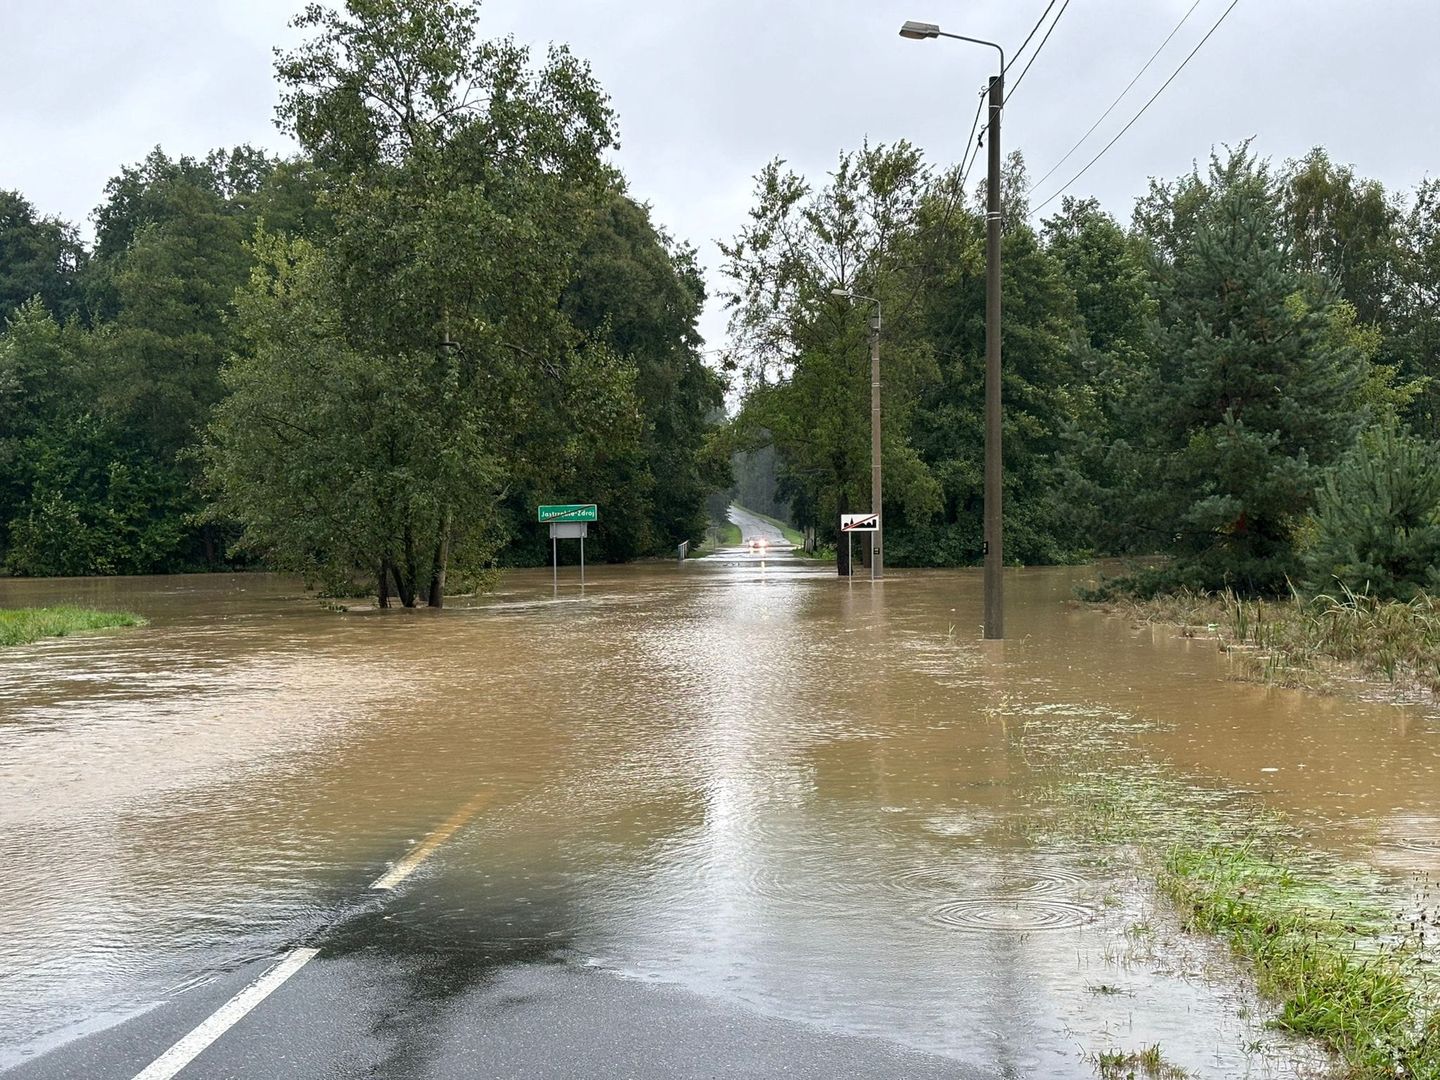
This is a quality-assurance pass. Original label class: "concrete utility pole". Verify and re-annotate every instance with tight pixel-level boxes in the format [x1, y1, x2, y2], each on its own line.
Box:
[899, 19, 1005, 638]
[869, 305, 883, 581]
[983, 72, 1004, 639]
[832, 289, 883, 581]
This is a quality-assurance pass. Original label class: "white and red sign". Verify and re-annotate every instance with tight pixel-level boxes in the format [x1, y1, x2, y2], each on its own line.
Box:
[840, 513, 879, 533]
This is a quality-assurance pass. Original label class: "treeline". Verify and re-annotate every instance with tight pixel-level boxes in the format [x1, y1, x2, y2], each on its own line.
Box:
[723, 142, 1440, 597]
[0, 1, 725, 602]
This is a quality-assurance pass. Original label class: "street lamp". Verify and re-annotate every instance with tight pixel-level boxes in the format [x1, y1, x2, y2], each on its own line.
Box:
[900, 18, 1005, 640]
[832, 287, 883, 582]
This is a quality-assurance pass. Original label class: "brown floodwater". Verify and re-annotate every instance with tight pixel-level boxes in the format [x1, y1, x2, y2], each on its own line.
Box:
[1, 544, 1437, 1076]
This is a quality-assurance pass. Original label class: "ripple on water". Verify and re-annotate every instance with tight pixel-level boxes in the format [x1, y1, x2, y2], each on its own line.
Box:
[879, 857, 1094, 901]
[924, 897, 1093, 933]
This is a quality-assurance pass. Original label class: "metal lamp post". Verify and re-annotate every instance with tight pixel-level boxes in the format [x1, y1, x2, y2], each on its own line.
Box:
[899, 19, 1005, 639]
[832, 288, 883, 581]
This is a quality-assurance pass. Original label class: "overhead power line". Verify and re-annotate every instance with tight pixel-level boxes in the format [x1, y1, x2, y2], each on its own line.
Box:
[1006, 0, 1062, 74]
[1026, 0, 1204, 197]
[1030, 0, 1244, 215]
[1003, 0, 1072, 104]
[957, 91, 988, 191]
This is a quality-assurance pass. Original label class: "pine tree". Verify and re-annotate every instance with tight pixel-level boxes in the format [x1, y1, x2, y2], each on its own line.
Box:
[1076, 150, 1373, 594]
[1307, 425, 1440, 600]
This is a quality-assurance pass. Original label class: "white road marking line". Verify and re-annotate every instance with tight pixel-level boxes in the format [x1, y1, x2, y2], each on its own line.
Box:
[131, 947, 319, 1080]
[369, 790, 493, 891]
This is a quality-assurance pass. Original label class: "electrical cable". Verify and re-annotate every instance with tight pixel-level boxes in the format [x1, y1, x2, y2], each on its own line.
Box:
[1030, 0, 1243, 214]
[1003, 0, 1071, 104]
[1005, 0, 1061, 73]
[1026, 0, 1204, 197]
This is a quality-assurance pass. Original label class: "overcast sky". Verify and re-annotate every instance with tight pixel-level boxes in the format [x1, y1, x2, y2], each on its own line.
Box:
[4, 1, 1439, 347]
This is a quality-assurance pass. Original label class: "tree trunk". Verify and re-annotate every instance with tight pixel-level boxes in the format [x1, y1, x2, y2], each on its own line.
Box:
[398, 524, 419, 608]
[377, 560, 391, 609]
[427, 511, 452, 608]
[836, 492, 851, 577]
[390, 562, 416, 609]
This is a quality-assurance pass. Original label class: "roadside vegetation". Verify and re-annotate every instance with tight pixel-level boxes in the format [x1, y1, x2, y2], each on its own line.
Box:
[0, 607, 145, 647]
[1161, 844, 1439, 1079]
[1093, 586, 1440, 698]
[1091, 1043, 1191, 1079]
[0, 1, 725, 601]
[1039, 776, 1440, 1080]
[691, 518, 741, 557]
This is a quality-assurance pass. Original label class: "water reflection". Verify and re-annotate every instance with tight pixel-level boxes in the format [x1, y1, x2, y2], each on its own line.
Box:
[0, 558, 1434, 1076]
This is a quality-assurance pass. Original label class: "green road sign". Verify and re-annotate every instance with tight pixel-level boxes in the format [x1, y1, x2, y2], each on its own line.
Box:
[538, 503, 597, 523]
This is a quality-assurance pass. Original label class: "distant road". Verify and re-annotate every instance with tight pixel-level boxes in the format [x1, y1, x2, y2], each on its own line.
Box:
[727, 504, 794, 548]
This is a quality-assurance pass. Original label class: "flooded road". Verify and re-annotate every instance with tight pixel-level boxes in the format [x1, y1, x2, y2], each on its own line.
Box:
[2, 542, 1438, 1077]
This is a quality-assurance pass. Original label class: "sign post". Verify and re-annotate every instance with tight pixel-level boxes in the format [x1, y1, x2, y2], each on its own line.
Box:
[840, 513, 880, 582]
[540, 505, 597, 590]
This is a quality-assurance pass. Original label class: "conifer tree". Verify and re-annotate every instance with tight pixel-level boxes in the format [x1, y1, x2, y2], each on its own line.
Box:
[1072, 150, 1373, 594]
[1307, 425, 1440, 600]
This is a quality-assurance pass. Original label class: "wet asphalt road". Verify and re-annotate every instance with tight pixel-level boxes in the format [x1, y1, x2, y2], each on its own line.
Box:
[8, 919, 994, 1080]
[725, 505, 791, 549]
[4, 515, 1002, 1080]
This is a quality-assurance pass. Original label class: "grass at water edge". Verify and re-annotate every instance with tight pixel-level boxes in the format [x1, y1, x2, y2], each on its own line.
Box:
[0, 606, 146, 647]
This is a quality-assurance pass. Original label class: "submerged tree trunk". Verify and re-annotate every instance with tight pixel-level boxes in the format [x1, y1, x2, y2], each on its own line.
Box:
[397, 524, 419, 608]
[377, 559, 391, 609]
[427, 511, 452, 608]
[836, 492, 851, 577]
[390, 562, 416, 608]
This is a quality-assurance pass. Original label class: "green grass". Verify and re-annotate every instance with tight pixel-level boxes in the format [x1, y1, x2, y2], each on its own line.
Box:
[1092, 1043, 1191, 1078]
[1160, 843, 1439, 1079]
[0, 606, 146, 647]
[1038, 776, 1440, 1080]
[688, 519, 742, 558]
[1091, 585, 1440, 697]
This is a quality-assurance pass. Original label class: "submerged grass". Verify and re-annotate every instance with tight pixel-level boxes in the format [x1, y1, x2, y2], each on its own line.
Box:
[1093, 586, 1440, 698]
[1037, 776, 1439, 1080]
[1160, 844, 1439, 1079]
[0, 606, 146, 647]
[1092, 1042, 1192, 1079]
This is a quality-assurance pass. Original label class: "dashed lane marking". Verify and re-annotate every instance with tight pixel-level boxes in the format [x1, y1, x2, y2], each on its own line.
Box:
[370, 789, 494, 891]
[130, 947, 318, 1080]
[130, 789, 493, 1078]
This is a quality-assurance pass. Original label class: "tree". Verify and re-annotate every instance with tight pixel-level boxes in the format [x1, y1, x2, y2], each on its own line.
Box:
[0, 191, 85, 324]
[206, 0, 628, 605]
[720, 143, 941, 569]
[899, 168, 1085, 567]
[1280, 148, 1400, 329]
[0, 300, 185, 575]
[1072, 150, 1374, 594]
[560, 192, 725, 559]
[1306, 424, 1440, 600]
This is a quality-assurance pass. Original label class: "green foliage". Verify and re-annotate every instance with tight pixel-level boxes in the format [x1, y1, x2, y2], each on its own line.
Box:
[1066, 149, 1373, 594]
[203, 232, 505, 605]
[1161, 843, 1438, 1080]
[558, 192, 724, 558]
[0, 607, 145, 647]
[0, 190, 86, 324]
[203, 0, 667, 603]
[1307, 425, 1440, 599]
[721, 142, 942, 556]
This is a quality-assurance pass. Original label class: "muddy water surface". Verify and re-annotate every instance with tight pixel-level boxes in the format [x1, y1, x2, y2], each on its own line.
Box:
[1, 554, 1437, 1076]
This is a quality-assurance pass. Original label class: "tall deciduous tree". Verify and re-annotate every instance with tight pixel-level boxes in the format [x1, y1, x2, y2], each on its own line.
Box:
[207, 0, 629, 605]
[0, 191, 85, 325]
[721, 143, 941, 569]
